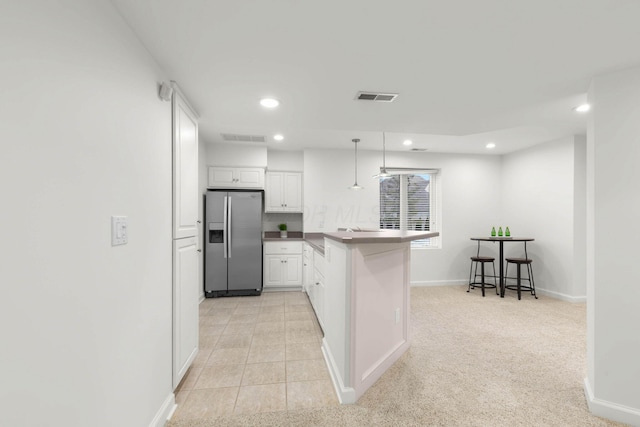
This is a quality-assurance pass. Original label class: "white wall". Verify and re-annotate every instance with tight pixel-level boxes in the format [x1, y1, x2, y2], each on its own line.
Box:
[585, 66, 640, 425]
[0, 2, 173, 426]
[303, 149, 503, 284]
[501, 136, 585, 301]
[267, 150, 304, 172]
[206, 142, 267, 167]
[573, 136, 587, 299]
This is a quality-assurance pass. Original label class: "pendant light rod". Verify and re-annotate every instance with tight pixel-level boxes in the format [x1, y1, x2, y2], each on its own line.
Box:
[373, 131, 392, 179]
[382, 132, 387, 170]
[349, 138, 363, 190]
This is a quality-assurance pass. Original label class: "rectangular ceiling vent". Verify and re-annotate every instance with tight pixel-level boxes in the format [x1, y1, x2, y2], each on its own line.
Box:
[355, 91, 399, 102]
[410, 148, 428, 152]
[221, 133, 266, 143]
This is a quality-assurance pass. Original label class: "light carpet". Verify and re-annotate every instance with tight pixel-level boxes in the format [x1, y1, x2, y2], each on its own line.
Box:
[167, 285, 626, 427]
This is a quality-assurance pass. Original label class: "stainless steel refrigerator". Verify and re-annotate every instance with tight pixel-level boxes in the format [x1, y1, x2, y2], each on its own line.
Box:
[205, 190, 263, 297]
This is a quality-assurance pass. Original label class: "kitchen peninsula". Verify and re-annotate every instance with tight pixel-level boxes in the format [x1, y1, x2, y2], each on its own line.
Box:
[319, 230, 439, 403]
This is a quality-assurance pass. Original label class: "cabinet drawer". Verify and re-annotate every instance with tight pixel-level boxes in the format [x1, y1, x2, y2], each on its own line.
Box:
[264, 241, 303, 255]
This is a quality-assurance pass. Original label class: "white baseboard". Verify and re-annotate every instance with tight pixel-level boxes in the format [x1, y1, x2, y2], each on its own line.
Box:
[584, 377, 640, 426]
[536, 288, 586, 303]
[149, 393, 176, 427]
[262, 286, 303, 292]
[321, 338, 356, 404]
[410, 281, 587, 303]
[410, 280, 467, 287]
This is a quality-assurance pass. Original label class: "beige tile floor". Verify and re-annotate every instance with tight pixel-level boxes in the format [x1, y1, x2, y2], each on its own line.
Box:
[172, 291, 339, 421]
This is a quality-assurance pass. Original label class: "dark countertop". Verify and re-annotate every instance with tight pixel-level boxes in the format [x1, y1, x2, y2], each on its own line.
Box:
[304, 233, 325, 255]
[263, 230, 436, 252]
[263, 231, 304, 241]
[324, 230, 439, 244]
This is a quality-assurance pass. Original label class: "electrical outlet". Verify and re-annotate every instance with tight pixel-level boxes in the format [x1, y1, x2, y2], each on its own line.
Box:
[111, 216, 128, 246]
[395, 308, 400, 324]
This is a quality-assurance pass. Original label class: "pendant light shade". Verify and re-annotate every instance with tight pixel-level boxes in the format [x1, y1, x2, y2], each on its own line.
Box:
[373, 131, 392, 179]
[349, 138, 364, 190]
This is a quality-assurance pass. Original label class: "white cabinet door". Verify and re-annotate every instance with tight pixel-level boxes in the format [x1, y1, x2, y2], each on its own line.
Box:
[235, 168, 264, 188]
[264, 255, 284, 287]
[264, 255, 302, 288]
[208, 167, 235, 187]
[284, 254, 303, 286]
[173, 90, 199, 239]
[303, 245, 314, 295]
[265, 172, 284, 211]
[314, 269, 325, 331]
[173, 236, 199, 389]
[283, 173, 302, 212]
[265, 172, 302, 212]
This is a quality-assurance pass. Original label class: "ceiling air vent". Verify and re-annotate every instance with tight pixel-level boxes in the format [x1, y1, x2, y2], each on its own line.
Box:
[410, 148, 428, 152]
[355, 91, 399, 102]
[221, 133, 266, 143]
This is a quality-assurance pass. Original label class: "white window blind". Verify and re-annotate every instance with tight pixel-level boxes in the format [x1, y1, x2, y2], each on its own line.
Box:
[379, 169, 439, 248]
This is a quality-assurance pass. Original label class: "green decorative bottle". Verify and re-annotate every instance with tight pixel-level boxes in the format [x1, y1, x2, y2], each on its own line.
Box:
[491, 227, 496, 237]
[505, 226, 511, 237]
[498, 226, 503, 237]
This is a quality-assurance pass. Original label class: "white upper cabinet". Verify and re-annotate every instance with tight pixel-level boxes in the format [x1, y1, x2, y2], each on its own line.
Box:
[265, 172, 302, 212]
[173, 89, 199, 239]
[208, 167, 264, 189]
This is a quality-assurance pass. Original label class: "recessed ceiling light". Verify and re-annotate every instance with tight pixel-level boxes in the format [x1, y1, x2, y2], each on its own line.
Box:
[574, 103, 590, 113]
[403, 139, 413, 146]
[273, 134, 284, 141]
[486, 142, 496, 149]
[260, 98, 280, 108]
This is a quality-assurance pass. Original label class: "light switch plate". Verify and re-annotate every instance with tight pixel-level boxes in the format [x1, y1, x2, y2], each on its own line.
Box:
[111, 216, 128, 246]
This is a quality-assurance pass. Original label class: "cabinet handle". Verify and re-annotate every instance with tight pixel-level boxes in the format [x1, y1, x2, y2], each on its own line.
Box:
[315, 282, 320, 286]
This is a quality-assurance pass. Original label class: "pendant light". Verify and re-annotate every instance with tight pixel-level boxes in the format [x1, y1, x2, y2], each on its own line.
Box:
[348, 138, 364, 190]
[373, 131, 392, 179]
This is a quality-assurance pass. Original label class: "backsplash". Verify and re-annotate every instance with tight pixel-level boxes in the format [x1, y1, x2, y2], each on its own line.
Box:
[263, 212, 303, 233]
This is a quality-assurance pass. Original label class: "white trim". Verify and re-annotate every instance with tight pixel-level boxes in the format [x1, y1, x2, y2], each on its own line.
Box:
[262, 286, 303, 293]
[411, 280, 467, 287]
[170, 81, 199, 118]
[536, 288, 586, 303]
[410, 281, 587, 303]
[322, 338, 356, 404]
[149, 393, 176, 427]
[584, 377, 640, 426]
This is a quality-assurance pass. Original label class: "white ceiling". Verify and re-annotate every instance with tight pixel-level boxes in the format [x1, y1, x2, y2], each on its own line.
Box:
[111, 0, 640, 154]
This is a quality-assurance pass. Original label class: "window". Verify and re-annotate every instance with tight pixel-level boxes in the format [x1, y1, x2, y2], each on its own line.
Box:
[379, 169, 440, 248]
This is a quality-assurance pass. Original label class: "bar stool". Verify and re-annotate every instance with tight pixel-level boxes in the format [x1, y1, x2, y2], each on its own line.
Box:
[468, 241, 498, 297]
[505, 242, 537, 300]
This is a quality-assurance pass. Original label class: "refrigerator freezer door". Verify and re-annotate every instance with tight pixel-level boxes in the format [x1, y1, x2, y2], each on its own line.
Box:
[205, 191, 228, 293]
[228, 192, 263, 291]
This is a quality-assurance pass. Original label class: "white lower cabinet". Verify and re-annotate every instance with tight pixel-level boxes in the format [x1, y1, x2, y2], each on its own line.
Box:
[263, 241, 302, 289]
[303, 243, 314, 294]
[312, 250, 325, 330]
[172, 236, 199, 389]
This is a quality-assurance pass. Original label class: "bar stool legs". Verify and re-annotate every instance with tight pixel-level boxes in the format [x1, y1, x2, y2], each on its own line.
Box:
[505, 259, 537, 300]
[468, 257, 498, 297]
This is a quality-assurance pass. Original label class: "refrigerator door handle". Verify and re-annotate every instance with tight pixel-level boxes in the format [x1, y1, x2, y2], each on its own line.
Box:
[228, 196, 232, 258]
[223, 196, 228, 259]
